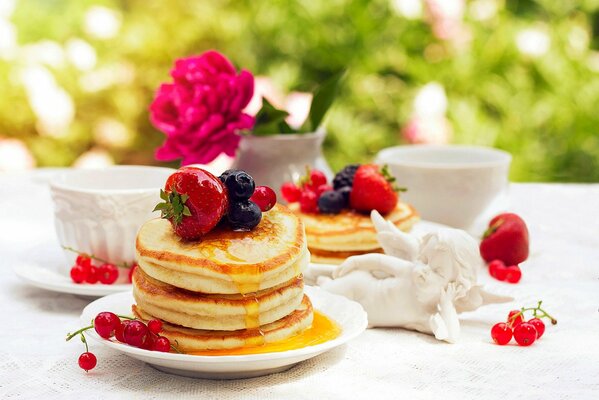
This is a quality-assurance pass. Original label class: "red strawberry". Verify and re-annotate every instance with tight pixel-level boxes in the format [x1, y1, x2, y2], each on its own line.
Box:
[154, 167, 228, 240]
[480, 213, 529, 265]
[349, 164, 404, 214]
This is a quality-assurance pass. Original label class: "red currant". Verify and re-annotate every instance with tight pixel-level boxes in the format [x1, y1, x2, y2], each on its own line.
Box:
[128, 264, 137, 283]
[98, 263, 119, 284]
[528, 318, 545, 339]
[281, 182, 301, 203]
[76, 254, 92, 270]
[114, 321, 127, 342]
[309, 170, 327, 188]
[299, 190, 319, 213]
[123, 320, 148, 347]
[505, 265, 522, 284]
[490, 322, 513, 345]
[488, 260, 506, 280]
[85, 266, 99, 284]
[70, 265, 88, 284]
[78, 352, 97, 372]
[94, 312, 121, 339]
[513, 322, 537, 346]
[153, 336, 171, 353]
[147, 319, 163, 335]
[250, 186, 277, 212]
[507, 310, 524, 328]
[140, 333, 156, 350]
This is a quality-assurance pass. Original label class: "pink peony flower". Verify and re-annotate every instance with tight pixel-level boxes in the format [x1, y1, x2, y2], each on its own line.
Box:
[150, 51, 255, 165]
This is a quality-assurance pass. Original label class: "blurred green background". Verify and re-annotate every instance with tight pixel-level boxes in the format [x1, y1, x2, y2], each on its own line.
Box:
[1, 0, 598, 181]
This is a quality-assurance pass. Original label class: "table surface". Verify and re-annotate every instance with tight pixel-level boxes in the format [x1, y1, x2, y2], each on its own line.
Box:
[1, 170, 598, 400]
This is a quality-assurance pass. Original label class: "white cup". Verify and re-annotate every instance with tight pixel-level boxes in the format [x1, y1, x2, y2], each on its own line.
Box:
[375, 145, 511, 230]
[49, 166, 174, 273]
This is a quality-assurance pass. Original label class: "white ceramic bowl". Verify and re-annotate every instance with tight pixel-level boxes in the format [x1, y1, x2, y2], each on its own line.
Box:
[375, 145, 511, 229]
[49, 166, 174, 273]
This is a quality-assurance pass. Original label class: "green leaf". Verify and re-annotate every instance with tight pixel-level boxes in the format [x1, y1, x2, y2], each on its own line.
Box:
[253, 97, 291, 135]
[303, 70, 345, 132]
[183, 206, 192, 216]
[159, 189, 168, 201]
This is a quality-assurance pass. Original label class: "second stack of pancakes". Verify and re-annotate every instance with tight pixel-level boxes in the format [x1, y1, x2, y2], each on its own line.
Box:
[132, 204, 313, 352]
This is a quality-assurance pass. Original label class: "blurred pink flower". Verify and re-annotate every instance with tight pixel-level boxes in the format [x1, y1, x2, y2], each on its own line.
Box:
[150, 51, 255, 165]
[424, 0, 465, 41]
[402, 117, 452, 144]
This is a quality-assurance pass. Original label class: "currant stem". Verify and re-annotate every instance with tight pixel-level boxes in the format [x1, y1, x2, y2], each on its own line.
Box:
[66, 324, 93, 341]
[62, 246, 131, 269]
[509, 300, 558, 325]
[117, 315, 135, 321]
[80, 332, 89, 353]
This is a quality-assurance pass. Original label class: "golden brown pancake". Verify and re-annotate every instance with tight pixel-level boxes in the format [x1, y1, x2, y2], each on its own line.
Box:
[289, 202, 419, 264]
[132, 266, 305, 331]
[136, 204, 308, 293]
[132, 295, 314, 352]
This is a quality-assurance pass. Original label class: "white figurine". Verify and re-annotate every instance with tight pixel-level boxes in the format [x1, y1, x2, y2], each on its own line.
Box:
[313, 211, 512, 343]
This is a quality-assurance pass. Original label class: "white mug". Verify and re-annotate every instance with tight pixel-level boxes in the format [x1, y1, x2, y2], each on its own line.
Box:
[49, 166, 174, 273]
[375, 145, 511, 230]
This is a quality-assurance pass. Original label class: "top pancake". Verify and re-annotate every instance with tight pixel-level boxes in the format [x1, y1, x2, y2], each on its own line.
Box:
[136, 204, 308, 293]
[289, 202, 419, 251]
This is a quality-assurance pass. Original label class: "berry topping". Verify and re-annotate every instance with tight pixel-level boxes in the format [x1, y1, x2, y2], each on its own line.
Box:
[155, 167, 228, 241]
[336, 186, 352, 206]
[490, 322, 512, 345]
[350, 164, 404, 214]
[307, 169, 327, 190]
[250, 186, 277, 212]
[281, 182, 302, 203]
[228, 200, 262, 231]
[332, 164, 360, 190]
[315, 183, 333, 196]
[222, 170, 255, 200]
[78, 352, 97, 372]
[318, 190, 345, 214]
[299, 190, 318, 213]
[98, 263, 119, 285]
[94, 312, 121, 339]
[513, 323, 537, 346]
[480, 213, 529, 266]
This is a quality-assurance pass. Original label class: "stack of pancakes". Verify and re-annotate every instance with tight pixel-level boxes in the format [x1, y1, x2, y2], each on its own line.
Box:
[132, 204, 314, 352]
[291, 202, 419, 265]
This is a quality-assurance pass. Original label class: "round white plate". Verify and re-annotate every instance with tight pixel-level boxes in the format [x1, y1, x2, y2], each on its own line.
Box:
[13, 241, 131, 298]
[80, 286, 368, 379]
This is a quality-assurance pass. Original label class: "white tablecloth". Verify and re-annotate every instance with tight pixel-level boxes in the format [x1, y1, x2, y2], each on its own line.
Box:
[1, 170, 598, 400]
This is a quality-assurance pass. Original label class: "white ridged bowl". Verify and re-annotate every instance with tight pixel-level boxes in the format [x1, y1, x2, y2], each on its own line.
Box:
[49, 166, 174, 275]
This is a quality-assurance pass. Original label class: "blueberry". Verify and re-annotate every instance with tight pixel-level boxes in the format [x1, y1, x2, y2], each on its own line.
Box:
[336, 186, 352, 206]
[223, 170, 255, 200]
[332, 164, 360, 190]
[219, 169, 235, 184]
[318, 190, 345, 214]
[228, 200, 262, 230]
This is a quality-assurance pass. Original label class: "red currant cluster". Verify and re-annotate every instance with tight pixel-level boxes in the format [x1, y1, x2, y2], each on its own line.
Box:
[281, 168, 331, 213]
[66, 311, 175, 372]
[66, 247, 136, 285]
[491, 301, 557, 347]
[488, 260, 522, 284]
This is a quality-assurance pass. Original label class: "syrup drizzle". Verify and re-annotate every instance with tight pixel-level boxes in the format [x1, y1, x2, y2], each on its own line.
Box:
[230, 263, 265, 348]
[189, 311, 340, 356]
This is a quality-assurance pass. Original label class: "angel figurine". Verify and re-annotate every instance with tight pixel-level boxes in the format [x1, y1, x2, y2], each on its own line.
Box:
[311, 211, 512, 343]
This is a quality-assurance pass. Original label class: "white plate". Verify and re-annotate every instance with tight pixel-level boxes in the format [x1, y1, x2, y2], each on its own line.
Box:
[13, 241, 131, 298]
[80, 286, 368, 379]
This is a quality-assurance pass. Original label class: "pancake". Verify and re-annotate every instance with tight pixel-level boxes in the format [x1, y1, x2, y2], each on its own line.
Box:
[132, 295, 314, 352]
[132, 266, 305, 331]
[136, 204, 308, 294]
[289, 202, 418, 264]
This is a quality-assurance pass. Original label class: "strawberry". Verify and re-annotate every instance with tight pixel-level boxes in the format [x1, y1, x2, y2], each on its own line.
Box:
[480, 213, 529, 265]
[349, 164, 405, 214]
[153, 166, 228, 240]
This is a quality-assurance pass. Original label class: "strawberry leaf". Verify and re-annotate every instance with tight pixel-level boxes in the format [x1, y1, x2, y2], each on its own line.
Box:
[153, 188, 191, 226]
